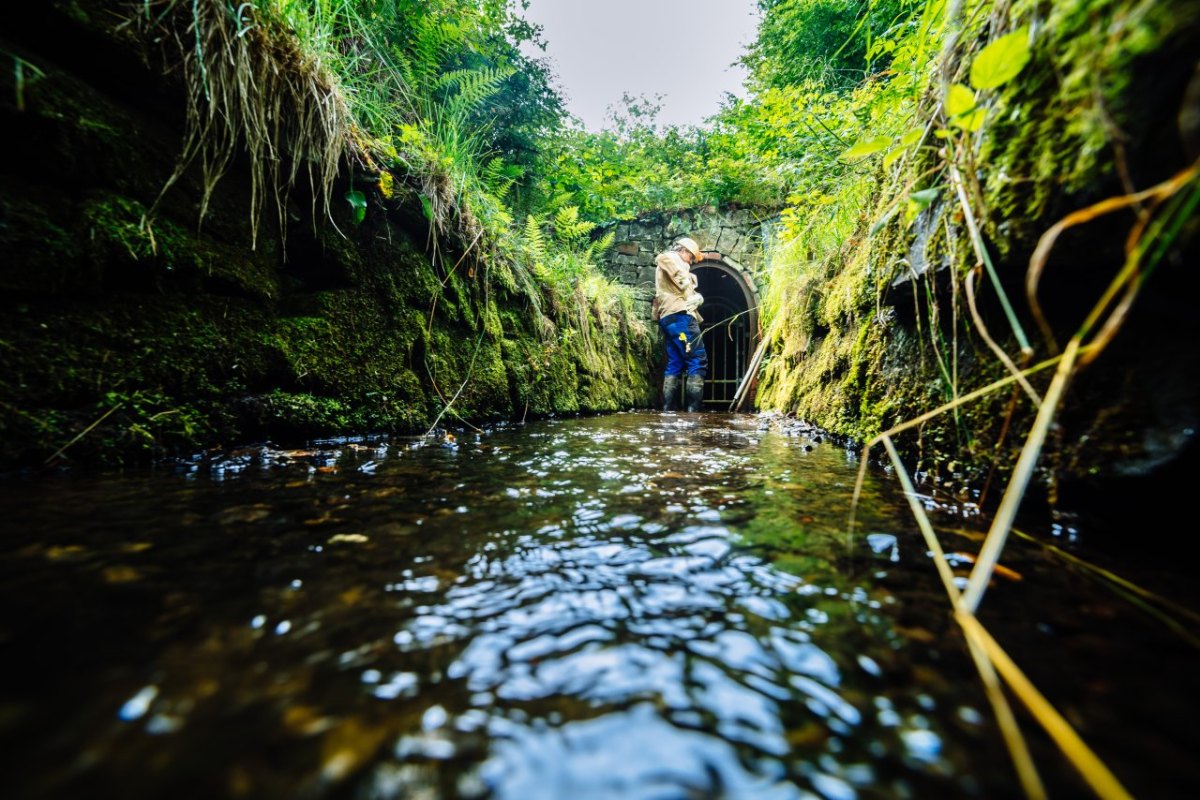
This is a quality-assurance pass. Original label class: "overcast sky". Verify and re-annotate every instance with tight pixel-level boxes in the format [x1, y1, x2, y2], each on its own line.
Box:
[519, 0, 761, 131]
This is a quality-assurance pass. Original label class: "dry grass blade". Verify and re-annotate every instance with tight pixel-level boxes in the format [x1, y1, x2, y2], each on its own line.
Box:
[1026, 165, 1197, 355]
[847, 352, 1067, 535]
[44, 403, 124, 464]
[137, 0, 350, 250]
[962, 165, 1198, 611]
[1011, 529, 1200, 647]
[965, 265, 1042, 405]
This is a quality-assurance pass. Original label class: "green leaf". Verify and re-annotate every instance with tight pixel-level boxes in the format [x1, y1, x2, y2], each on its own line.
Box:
[899, 128, 924, 148]
[946, 84, 986, 131]
[419, 194, 434, 222]
[840, 136, 892, 161]
[883, 147, 907, 170]
[970, 27, 1032, 90]
[946, 83, 977, 118]
[909, 187, 941, 208]
[869, 204, 900, 235]
[961, 106, 987, 132]
[345, 189, 367, 225]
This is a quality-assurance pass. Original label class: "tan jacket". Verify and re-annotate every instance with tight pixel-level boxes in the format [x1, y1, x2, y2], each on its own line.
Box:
[653, 251, 703, 322]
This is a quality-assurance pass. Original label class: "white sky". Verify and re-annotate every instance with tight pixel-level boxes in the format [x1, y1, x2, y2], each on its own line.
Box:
[519, 0, 761, 131]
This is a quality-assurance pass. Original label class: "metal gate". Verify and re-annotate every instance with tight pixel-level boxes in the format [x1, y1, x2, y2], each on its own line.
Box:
[700, 299, 748, 408]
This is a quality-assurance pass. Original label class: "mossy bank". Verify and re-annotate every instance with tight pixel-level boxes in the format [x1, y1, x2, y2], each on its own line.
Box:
[0, 2, 654, 467]
[753, 0, 1200, 518]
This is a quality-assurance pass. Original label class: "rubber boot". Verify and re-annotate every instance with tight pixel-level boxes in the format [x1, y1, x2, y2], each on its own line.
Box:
[685, 374, 704, 412]
[662, 374, 682, 411]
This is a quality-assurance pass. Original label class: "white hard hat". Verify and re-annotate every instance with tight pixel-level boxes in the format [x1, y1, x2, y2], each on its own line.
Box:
[675, 237, 701, 259]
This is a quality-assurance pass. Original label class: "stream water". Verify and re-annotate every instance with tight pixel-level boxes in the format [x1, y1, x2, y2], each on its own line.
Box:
[1, 411, 1196, 800]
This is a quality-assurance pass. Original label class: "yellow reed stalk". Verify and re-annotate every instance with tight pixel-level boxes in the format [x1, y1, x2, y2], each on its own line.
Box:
[879, 435, 1046, 798]
[961, 338, 1080, 611]
[848, 352, 1068, 535]
[965, 266, 1042, 406]
[956, 612, 1134, 800]
[962, 170, 1197, 602]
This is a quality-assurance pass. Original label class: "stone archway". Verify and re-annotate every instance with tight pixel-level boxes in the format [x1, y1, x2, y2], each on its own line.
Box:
[592, 204, 778, 410]
[693, 259, 761, 409]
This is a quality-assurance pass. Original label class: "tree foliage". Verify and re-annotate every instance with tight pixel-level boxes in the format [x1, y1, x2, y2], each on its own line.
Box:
[741, 0, 918, 91]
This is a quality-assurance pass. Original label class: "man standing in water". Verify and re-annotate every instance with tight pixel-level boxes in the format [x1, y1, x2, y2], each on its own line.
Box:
[652, 237, 707, 412]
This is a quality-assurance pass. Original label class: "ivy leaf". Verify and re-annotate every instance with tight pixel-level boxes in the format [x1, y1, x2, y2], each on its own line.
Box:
[345, 189, 367, 224]
[840, 136, 892, 161]
[970, 27, 1032, 90]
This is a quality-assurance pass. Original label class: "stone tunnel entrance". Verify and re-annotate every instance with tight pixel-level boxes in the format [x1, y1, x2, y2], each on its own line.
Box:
[694, 262, 760, 409]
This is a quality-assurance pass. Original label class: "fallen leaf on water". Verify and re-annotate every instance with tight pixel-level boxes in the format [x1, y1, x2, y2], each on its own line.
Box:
[45, 545, 87, 561]
[944, 527, 987, 542]
[103, 565, 142, 584]
[321, 718, 388, 782]
[948, 551, 1023, 582]
[283, 705, 336, 736]
[328, 534, 369, 545]
[215, 505, 272, 525]
[315, 466, 339, 474]
[895, 625, 938, 643]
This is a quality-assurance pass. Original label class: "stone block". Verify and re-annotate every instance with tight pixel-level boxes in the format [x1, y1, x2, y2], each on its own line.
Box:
[716, 228, 739, 252]
[617, 242, 639, 256]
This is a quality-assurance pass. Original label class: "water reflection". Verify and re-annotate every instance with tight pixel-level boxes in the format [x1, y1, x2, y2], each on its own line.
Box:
[0, 412, 1142, 799]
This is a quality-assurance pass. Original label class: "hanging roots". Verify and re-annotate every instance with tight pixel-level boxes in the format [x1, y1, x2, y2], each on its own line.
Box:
[136, 0, 352, 249]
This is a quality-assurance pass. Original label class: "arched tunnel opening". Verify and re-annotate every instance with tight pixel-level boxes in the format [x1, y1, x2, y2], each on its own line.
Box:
[693, 263, 759, 409]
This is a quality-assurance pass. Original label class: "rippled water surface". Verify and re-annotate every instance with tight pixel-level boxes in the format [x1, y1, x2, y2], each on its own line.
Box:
[2, 412, 1197, 799]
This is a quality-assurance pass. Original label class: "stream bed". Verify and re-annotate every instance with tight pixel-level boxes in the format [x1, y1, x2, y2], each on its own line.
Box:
[1, 411, 1196, 799]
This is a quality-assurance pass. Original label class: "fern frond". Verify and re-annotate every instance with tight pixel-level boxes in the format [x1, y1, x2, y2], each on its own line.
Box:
[446, 66, 515, 119]
[524, 214, 547, 268]
[585, 230, 617, 265]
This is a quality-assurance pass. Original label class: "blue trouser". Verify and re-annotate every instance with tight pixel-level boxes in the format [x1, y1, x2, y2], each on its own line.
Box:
[658, 312, 708, 376]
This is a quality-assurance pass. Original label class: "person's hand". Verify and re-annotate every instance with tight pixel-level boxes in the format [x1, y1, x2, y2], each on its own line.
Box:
[684, 292, 704, 312]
